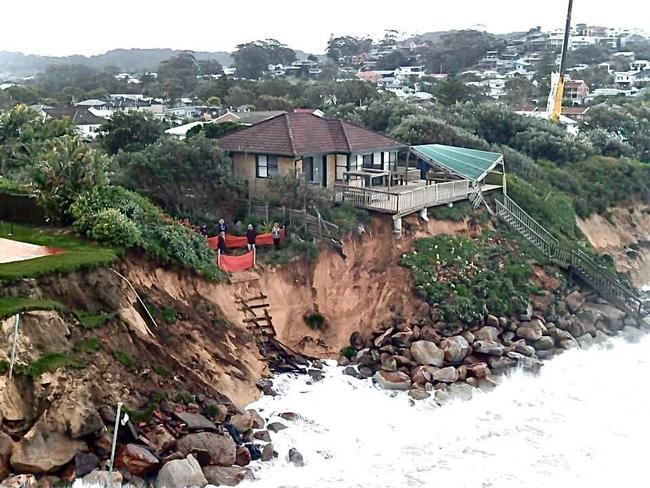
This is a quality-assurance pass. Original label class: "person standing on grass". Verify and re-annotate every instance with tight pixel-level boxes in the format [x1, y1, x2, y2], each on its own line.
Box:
[246, 223, 257, 251]
[272, 222, 282, 251]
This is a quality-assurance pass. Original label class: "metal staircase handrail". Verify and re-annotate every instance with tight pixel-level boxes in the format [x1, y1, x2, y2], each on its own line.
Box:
[496, 196, 648, 318]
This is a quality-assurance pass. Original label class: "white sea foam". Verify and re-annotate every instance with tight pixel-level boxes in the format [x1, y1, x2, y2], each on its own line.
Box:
[243, 334, 650, 488]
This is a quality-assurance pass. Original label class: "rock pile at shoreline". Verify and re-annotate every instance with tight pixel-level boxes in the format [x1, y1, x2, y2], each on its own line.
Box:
[0, 390, 286, 487]
[340, 289, 648, 402]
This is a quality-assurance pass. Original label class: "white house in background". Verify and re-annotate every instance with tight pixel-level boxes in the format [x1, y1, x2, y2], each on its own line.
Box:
[165, 121, 208, 139]
[41, 106, 107, 139]
[516, 110, 579, 135]
[394, 66, 425, 79]
[223, 67, 236, 76]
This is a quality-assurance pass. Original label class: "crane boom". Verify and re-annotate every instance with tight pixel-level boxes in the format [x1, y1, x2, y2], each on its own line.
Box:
[548, 0, 574, 122]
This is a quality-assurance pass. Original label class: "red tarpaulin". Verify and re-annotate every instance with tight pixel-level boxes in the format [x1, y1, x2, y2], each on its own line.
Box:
[207, 230, 286, 250]
[218, 251, 255, 272]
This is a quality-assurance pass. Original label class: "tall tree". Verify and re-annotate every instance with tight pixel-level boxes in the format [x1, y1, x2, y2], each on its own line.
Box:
[232, 39, 296, 79]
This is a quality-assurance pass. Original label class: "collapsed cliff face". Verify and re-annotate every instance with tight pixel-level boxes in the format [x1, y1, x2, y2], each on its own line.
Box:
[577, 204, 650, 287]
[0, 258, 267, 425]
[256, 215, 477, 357]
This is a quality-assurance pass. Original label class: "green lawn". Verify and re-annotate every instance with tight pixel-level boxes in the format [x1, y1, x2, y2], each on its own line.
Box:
[0, 297, 65, 321]
[0, 221, 121, 282]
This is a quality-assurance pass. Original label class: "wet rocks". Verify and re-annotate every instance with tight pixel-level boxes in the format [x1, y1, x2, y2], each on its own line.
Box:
[115, 444, 160, 477]
[474, 326, 500, 342]
[176, 432, 236, 467]
[516, 321, 544, 342]
[174, 412, 218, 432]
[372, 371, 411, 390]
[288, 448, 304, 467]
[410, 341, 444, 366]
[441, 336, 471, 363]
[203, 465, 254, 486]
[267, 422, 287, 433]
[74, 452, 99, 477]
[430, 366, 459, 383]
[0, 432, 14, 481]
[532, 336, 555, 351]
[155, 455, 207, 488]
[473, 340, 504, 356]
[10, 429, 86, 474]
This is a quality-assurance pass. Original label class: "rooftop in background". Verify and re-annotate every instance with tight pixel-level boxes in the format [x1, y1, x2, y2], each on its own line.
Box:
[216, 111, 405, 157]
[42, 106, 107, 125]
[214, 110, 287, 126]
[411, 144, 504, 182]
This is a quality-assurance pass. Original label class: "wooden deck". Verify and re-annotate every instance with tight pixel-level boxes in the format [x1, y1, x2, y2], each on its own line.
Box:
[333, 180, 501, 217]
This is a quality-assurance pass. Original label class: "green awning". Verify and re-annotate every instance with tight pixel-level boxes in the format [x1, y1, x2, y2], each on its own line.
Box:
[411, 144, 503, 182]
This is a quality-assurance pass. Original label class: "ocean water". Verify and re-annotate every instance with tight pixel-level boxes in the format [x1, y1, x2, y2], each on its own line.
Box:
[243, 333, 650, 488]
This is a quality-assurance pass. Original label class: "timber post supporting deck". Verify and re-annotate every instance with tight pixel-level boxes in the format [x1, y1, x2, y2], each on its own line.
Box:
[496, 195, 649, 319]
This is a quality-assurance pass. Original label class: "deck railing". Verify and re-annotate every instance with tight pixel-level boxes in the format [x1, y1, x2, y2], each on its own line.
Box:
[333, 180, 471, 216]
[333, 185, 400, 213]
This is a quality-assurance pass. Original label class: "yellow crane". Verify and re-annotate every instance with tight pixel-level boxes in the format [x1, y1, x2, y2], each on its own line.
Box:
[547, 0, 574, 122]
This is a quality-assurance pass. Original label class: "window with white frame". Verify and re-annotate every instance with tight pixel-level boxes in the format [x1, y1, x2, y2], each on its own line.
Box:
[256, 154, 279, 178]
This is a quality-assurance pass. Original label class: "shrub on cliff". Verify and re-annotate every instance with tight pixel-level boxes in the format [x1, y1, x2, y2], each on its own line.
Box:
[401, 233, 537, 323]
[71, 186, 222, 279]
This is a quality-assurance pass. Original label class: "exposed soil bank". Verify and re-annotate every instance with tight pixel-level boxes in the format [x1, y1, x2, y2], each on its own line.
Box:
[256, 215, 477, 358]
[577, 204, 650, 287]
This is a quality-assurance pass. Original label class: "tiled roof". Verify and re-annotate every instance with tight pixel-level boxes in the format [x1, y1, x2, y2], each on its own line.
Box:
[562, 106, 590, 115]
[216, 112, 405, 157]
[565, 80, 586, 88]
[43, 106, 107, 125]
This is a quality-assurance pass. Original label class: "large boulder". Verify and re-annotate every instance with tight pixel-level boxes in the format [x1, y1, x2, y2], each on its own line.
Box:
[440, 336, 471, 363]
[74, 452, 99, 477]
[235, 446, 251, 466]
[155, 455, 207, 488]
[115, 444, 160, 477]
[66, 403, 104, 440]
[532, 336, 555, 351]
[430, 367, 459, 383]
[466, 363, 490, 379]
[472, 340, 504, 356]
[516, 323, 544, 342]
[10, 428, 86, 474]
[474, 326, 500, 342]
[410, 341, 444, 366]
[583, 303, 626, 333]
[565, 290, 585, 313]
[229, 413, 253, 434]
[0, 432, 14, 481]
[372, 371, 411, 391]
[177, 432, 236, 467]
[203, 466, 254, 486]
[145, 425, 177, 454]
[174, 412, 217, 432]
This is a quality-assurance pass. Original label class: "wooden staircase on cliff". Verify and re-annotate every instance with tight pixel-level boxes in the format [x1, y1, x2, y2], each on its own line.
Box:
[495, 195, 649, 319]
[230, 271, 310, 371]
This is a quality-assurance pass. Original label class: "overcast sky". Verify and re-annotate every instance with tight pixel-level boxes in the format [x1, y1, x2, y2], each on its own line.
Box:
[2, 0, 649, 56]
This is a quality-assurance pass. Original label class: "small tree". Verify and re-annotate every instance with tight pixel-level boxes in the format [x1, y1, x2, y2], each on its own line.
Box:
[31, 135, 110, 220]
